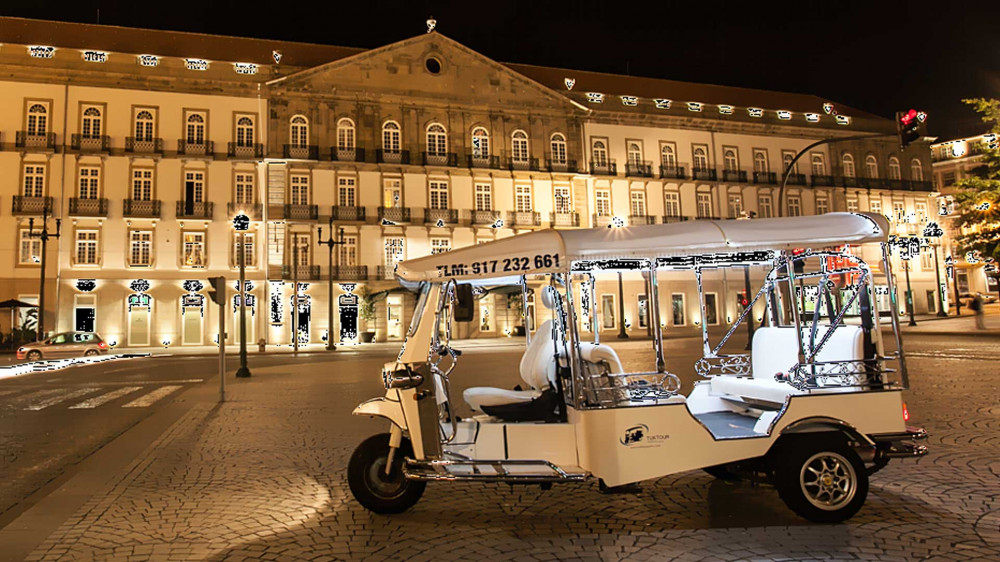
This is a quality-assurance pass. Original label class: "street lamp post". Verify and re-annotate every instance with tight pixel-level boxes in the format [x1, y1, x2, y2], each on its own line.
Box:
[617, 271, 628, 339]
[292, 243, 299, 354]
[317, 220, 346, 351]
[931, 243, 948, 317]
[903, 259, 917, 326]
[28, 206, 61, 341]
[233, 214, 251, 378]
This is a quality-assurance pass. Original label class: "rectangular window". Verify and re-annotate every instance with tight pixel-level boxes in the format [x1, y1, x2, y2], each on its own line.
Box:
[132, 168, 153, 200]
[810, 153, 826, 176]
[429, 180, 448, 210]
[430, 238, 451, 255]
[705, 293, 719, 325]
[340, 234, 358, 266]
[664, 192, 680, 217]
[129, 230, 153, 266]
[696, 193, 712, 218]
[554, 185, 571, 213]
[601, 294, 616, 329]
[19, 230, 41, 265]
[384, 237, 405, 267]
[290, 174, 310, 205]
[383, 178, 402, 208]
[630, 191, 646, 216]
[235, 173, 255, 204]
[926, 290, 937, 313]
[184, 170, 205, 202]
[941, 171, 956, 186]
[920, 247, 933, 271]
[291, 233, 311, 266]
[915, 201, 928, 223]
[75, 230, 99, 264]
[595, 189, 611, 216]
[475, 183, 492, 211]
[637, 294, 648, 328]
[870, 198, 882, 216]
[758, 194, 773, 218]
[671, 293, 685, 326]
[182, 232, 206, 267]
[692, 144, 709, 171]
[515, 184, 532, 213]
[26, 102, 48, 135]
[847, 198, 859, 213]
[816, 196, 829, 215]
[892, 201, 906, 222]
[78, 166, 100, 199]
[722, 146, 739, 171]
[80, 104, 103, 138]
[338, 176, 356, 207]
[787, 195, 801, 217]
[233, 232, 255, 267]
[727, 194, 743, 218]
[23, 164, 45, 197]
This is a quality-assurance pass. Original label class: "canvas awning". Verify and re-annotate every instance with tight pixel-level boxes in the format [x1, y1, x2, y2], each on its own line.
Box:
[395, 213, 889, 283]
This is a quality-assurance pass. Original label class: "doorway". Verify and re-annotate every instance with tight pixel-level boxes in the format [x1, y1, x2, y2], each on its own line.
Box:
[338, 293, 359, 343]
[292, 294, 311, 344]
[387, 294, 403, 340]
[127, 294, 151, 346]
[182, 295, 204, 345]
[74, 294, 97, 332]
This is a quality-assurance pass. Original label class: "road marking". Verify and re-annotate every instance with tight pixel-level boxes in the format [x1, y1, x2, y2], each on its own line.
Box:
[101, 379, 204, 385]
[0, 389, 25, 397]
[25, 388, 99, 411]
[122, 385, 182, 408]
[8, 388, 66, 406]
[69, 386, 143, 409]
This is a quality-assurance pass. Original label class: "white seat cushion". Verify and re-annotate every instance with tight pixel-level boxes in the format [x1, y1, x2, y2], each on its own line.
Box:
[463, 386, 541, 410]
[711, 376, 801, 404]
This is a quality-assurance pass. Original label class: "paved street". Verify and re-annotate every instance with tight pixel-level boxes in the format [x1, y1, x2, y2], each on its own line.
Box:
[0, 333, 997, 561]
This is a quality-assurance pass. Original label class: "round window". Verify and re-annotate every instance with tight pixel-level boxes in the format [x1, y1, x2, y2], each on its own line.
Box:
[425, 57, 442, 74]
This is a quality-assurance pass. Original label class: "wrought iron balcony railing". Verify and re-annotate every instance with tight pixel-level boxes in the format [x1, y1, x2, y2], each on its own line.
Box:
[378, 207, 411, 223]
[177, 140, 214, 156]
[905, 180, 934, 192]
[125, 137, 164, 154]
[71, 134, 110, 152]
[839, 176, 859, 188]
[549, 211, 580, 227]
[376, 149, 410, 164]
[123, 199, 161, 218]
[283, 144, 319, 159]
[753, 171, 778, 184]
[176, 201, 214, 219]
[68, 197, 109, 217]
[468, 155, 501, 169]
[510, 211, 541, 227]
[331, 206, 366, 221]
[629, 215, 656, 225]
[12, 196, 53, 215]
[467, 209, 504, 226]
[227, 143, 264, 158]
[334, 265, 369, 281]
[692, 168, 717, 181]
[508, 157, 539, 172]
[546, 158, 577, 173]
[661, 215, 691, 224]
[422, 152, 457, 166]
[722, 169, 748, 183]
[15, 131, 56, 150]
[424, 208, 458, 225]
[659, 164, 687, 180]
[283, 204, 318, 221]
[811, 174, 835, 186]
[330, 147, 366, 162]
[625, 161, 653, 177]
[282, 265, 320, 280]
[227, 202, 262, 220]
[590, 159, 617, 176]
[786, 173, 807, 186]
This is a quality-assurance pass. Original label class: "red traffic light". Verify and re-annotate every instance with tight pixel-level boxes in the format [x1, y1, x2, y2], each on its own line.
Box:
[899, 109, 918, 126]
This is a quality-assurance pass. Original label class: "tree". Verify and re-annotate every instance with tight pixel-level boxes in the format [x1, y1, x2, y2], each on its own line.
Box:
[952, 98, 1000, 270]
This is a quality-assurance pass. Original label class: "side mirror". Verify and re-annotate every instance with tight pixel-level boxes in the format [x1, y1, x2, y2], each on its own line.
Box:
[453, 284, 475, 322]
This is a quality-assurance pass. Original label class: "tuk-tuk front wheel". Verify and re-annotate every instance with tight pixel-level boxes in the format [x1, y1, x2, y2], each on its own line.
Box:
[775, 436, 868, 523]
[348, 433, 425, 514]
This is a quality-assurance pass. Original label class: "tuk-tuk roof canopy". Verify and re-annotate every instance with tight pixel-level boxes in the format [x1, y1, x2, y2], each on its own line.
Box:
[396, 212, 889, 283]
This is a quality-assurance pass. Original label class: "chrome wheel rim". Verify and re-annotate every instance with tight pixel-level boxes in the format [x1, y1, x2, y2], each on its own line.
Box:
[799, 451, 857, 511]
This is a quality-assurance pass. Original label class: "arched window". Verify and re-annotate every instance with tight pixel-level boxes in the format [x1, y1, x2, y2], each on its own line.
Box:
[186, 113, 205, 144]
[337, 118, 355, 151]
[82, 107, 102, 138]
[723, 149, 738, 171]
[662, 145, 677, 169]
[511, 130, 529, 163]
[628, 143, 643, 167]
[382, 121, 401, 154]
[236, 117, 255, 147]
[550, 133, 567, 164]
[592, 140, 607, 167]
[753, 150, 768, 173]
[693, 147, 708, 171]
[134, 110, 154, 142]
[865, 155, 878, 178]
[426, 123, 447, 155]
[811, 154, 826, 176]
[27, 104, 48, 135]
[888, 156, 901, 180]
[842, 153, 855, 178]
[290, 115, 309, 147]
[910, 158, 923, 182]
[471, 127, 489, 158]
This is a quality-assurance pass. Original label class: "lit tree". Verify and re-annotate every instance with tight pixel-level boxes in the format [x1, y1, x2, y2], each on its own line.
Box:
[952, 98, 1000, 269]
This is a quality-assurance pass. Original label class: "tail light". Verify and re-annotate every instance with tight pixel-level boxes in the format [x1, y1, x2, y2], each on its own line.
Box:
[97, 341, 108, 349]
[902, 401, 910, 422]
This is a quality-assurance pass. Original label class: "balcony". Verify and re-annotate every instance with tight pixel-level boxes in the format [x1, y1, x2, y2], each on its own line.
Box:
[422, 152, 457, 167]
[176, 201, 215, 219]
[283, 204, 318, 221]
[331, 206, 366, 221]
[376, 265, 399, 280]
[786, 173, 807, 186]
[11, 196, 53, 215]
[508, 157, 540, 172]
[661, 215, 691, 224]
[592, 214, 615, 228]
[330, 147, 366, 162]
[283, 144, 319, 159]
[227, 202, 262, 220]
[753, 171, 778, 184]
[15, 131, 56, 150]
[549, 212, 580, 227]
[692, 168, 717, 181]
[722, 169, 747, 183]
[177, 140, 214, 156]
[333, 265, 369, 281]
[839, 176, 859, 188]
[376, 149, 410, 164]
[424, 208, 458, 225]
[695, 215, 723, 221]
[811, 174, 835, 187]
[546, 158, 577, 173]
[467, 209, 504, 226]
[659, 164, 687, 180]
[629, 215, 657, 225]
[282, 265, 320, 281]
[378, 207, 411, 223]
[227, 143, 264, 159]
[468, 155, 501, 169]
[857, 177, 885, 189]
[123, 199, 161, 218]
[590, 159, 617, 176]
[510, 211, 541, 227]
[71, 134, 110, 153]
[68, 197, 108, 217]
[125, 137, 163, 154]
[905, 180, 934, 192]
[625, 161, 653, 177]
[884, 179, 905, 190]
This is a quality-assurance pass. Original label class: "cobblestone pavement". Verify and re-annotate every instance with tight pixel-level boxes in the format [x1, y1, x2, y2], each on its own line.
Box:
[19, 336, 1000, 561]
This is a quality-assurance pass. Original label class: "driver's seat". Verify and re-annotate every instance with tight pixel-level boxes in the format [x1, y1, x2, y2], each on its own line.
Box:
[463, 288, 560, 416]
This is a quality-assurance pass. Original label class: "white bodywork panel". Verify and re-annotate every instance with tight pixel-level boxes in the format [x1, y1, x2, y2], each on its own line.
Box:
[444, 421, 579, 469]
[352, 391, 407, 431]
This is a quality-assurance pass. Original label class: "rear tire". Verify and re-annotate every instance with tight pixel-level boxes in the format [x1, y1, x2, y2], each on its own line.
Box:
[775, 435, 868, 523]
[84, 350, 99, 357]
[26, 350, 41, 361]
[348, 433, 425, 514]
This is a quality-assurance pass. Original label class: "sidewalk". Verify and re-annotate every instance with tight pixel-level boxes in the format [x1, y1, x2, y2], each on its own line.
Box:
[889, 311, 1000, 337]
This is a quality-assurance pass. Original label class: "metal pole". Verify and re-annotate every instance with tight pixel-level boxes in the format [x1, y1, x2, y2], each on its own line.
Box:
[236, 232, 251, 377]
[616, 271, 628, 339]
[904, 260, 917, 326]
[293, 242, 299, 353]
[744, 264, 755, 350]
[219, 278, 226, 402]
[328, 227, 336, 350]
[36, 220, 47, 341]
[932, 243, 947, 316]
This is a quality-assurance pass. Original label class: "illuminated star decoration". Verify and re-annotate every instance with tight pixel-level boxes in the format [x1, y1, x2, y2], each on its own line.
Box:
[380, 218, 397, 226]
[922, 222, 944, 238]
[939, 202, 950, 216]
[564, 78, 575, 90]
[608, 216, 626, 228]
[76, 279, 97, 292]
[823, 102, 834, 114]
[975, 201, 991, 211]
[272, 50, 282, 64]
[916, 111, 928, 123]
[435, 219, 446, 228]
[985, 133, 998, 150]
[426, 16, 437, 33]
[966, 251, 981, 265]
[491, 218, 504, 229]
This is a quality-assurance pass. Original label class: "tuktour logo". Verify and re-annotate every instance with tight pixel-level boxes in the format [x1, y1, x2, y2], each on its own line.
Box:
[620, 424, 670, 447]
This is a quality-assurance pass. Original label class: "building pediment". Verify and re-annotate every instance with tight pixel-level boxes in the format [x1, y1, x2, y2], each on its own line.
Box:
[272, 33, 584, 114]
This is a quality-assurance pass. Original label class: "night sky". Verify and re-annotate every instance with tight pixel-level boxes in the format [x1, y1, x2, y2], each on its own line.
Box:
[5, 0, 998, 140]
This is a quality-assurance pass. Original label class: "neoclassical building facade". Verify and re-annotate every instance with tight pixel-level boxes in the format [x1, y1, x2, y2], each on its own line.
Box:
[0, 17, 943, 347]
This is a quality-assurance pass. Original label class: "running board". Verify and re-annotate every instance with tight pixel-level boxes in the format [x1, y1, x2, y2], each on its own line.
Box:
[404, 458, 589, 483]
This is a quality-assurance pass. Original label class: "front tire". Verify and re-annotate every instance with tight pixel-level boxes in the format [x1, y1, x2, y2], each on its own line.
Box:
[775, 435, 868, 523]
[26, 350, 42, 361]
[348, 432, 425, 514]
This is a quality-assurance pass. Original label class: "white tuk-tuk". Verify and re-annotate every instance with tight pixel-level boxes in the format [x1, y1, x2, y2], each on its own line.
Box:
[348, 212, 927, 522]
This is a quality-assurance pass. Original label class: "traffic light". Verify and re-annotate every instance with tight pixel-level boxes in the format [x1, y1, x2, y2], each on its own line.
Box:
[896, 109, 922, 149]
[738, 292, 749, 309]
[208, 276, 226, 305]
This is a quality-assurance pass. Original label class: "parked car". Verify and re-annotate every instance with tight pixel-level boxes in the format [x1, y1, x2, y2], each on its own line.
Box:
[17, 332, 109, 361]
[959, 292, 999, 306]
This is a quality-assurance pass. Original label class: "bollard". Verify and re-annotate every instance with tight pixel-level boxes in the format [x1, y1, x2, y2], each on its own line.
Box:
[257, 338, 266, 353]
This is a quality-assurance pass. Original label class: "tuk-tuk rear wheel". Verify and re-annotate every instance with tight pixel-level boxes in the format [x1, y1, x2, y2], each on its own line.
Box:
[775, 435, 868, 523]
[348, 432, 425, 514]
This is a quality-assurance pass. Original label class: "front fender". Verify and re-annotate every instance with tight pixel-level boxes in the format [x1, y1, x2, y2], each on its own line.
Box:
[352, 394, 407, 431]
